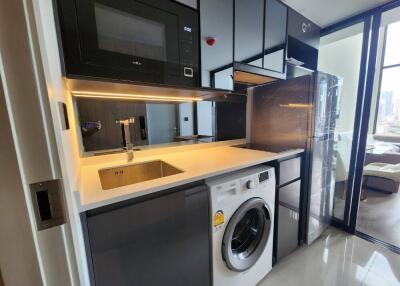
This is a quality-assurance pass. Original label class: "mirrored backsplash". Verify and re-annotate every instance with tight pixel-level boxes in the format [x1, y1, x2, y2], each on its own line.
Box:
[75, 97, 246, 155]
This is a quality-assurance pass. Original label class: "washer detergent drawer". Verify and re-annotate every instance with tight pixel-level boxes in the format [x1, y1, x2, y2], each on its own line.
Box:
[214, 181, 239, 203]
[84, 184, 211, 286]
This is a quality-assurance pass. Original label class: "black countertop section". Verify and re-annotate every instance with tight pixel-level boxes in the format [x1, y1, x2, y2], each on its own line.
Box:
[232, 143, 296, 153]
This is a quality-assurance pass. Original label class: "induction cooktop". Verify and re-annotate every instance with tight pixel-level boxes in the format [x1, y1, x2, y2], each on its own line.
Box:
[232, 143, 290, 153]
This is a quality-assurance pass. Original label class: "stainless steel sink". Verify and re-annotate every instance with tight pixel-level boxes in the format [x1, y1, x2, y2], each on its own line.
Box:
[98, 160, 183, 190]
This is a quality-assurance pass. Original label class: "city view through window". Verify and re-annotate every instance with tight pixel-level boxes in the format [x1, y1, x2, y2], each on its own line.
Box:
[375, 21, 400, 135]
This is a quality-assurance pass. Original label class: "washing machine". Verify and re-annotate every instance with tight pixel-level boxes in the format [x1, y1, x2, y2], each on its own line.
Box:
[207, 165, 275, 286]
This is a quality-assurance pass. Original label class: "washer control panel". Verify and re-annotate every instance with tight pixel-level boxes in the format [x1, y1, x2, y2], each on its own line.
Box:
[246, 180, 256, 189]
[259, 171, 270, 183]
[241, 169, 272, 191]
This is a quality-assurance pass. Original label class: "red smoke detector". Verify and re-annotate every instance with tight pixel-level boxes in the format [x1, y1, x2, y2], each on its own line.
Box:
[206, 37, 216, 46]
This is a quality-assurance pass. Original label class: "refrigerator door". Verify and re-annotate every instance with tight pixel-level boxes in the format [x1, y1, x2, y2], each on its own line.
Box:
[306, 136, 337, 244]
[251, 75, 313, 152]
[312, 72, 340, 137]
[305, 72, 341, 244]
[251, 71, 341, 245]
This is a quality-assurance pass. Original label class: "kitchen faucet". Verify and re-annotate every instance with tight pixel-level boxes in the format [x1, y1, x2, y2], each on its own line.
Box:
[116, 117, 135, 162]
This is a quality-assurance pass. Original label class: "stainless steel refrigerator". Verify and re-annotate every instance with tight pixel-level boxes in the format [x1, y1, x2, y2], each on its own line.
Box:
[251, 71, 341, 245]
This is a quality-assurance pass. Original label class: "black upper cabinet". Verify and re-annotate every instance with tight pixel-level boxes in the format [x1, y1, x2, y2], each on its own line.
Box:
[54, 0, 199, 87]
[287, 8, 320, 71]
[264, 0, 287, 73]
[55, 0, 317, 90]
[232, 0, 287, 79]
[200, 0, 234, 90]
[287, 8, 320, 48]
[200, 0, 288, 90]
[234, 0, 264, 68]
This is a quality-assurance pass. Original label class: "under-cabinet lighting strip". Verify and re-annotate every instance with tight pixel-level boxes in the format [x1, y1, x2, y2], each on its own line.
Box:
[279, 103, 313, 108]
[71, 90, 203, 102]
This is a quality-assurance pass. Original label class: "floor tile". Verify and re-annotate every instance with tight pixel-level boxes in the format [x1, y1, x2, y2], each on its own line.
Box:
[276, 229, 376, 271]
[259, 227, 400, 286]
[367, 251, 400, 284]
[362, 270, 400, 286]
[342, 235, 380, 268]
[356, 189, 400, 248]
[273, 256, 368, 286]
[258, 271, 293, 286]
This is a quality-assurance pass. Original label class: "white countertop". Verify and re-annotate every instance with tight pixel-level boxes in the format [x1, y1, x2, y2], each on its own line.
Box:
[78, 145, 303, 211]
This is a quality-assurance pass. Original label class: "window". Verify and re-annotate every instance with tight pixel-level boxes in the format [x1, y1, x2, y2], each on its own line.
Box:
[375, 22, 400, 135]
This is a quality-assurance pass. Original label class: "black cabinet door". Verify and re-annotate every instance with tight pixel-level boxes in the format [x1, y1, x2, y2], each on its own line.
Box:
[85, 185, 211, 286]
[234, 0, 264, 67]
[287, 8, 320, 70]
[287, 8, 320, 49]
[200, 0, 234, 90]
[215, 100, 246, 140]
[264, 0, 287, 73]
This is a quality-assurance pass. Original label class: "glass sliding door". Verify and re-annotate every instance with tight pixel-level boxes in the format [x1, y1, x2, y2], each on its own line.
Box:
[318, 21, 369, 223]
[374, 21, 400, 135]
[355, 6, 400, 249]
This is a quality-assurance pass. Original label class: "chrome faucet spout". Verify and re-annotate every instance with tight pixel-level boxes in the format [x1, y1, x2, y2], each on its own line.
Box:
[116, 117, 135, 162]
[125, 143, 134, 161]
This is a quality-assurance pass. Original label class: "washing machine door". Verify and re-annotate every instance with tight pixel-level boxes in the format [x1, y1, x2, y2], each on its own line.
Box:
[222, 197, 272, 272]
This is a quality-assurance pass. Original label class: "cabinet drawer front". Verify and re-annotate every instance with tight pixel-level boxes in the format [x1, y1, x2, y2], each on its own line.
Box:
[85, 185, 210, 286]
[279, 157, 301, 185]
[277, 205, 299, 260]
[276, 180, 301, 261]
[279, 179, 301, 209]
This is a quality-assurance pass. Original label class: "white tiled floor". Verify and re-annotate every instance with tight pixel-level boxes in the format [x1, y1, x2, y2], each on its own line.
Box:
[357, 189, 400, 249]
[258, 228, 400, 286]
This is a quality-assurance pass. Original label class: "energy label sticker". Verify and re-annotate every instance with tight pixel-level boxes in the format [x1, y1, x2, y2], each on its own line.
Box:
[213, 210, 225, 227]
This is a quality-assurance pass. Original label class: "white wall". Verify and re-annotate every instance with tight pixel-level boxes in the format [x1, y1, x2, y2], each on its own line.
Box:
[179, 103, 194, 136]
[146, 104, 178, 144]
[0, 0, 81, 285]
[197, 101, 213, 136]
[0, 70, 43, 286]
[318, 26, 364, 133]
[30, 0, 91, 284]
[318, 24, 364, 182]
[200, 0, 233, 88]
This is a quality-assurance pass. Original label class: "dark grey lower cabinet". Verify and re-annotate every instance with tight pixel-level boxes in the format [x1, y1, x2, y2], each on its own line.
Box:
[82, 183, 211, 286]
[277, 180, 301, 261]
[272, 154, 303, 264]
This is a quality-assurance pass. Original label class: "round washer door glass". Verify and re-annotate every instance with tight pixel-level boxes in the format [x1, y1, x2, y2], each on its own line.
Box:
[222, 197, 272, 272]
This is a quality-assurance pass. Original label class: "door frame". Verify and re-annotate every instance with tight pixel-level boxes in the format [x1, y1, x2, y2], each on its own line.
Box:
[321, 16, 372, 232]
[350, 2, 400, 255]
[347, 13, 381, 233]
[323, 0, 400, 242]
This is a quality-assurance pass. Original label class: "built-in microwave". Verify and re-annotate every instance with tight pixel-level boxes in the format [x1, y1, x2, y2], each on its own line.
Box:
[54, 0, 199, 87]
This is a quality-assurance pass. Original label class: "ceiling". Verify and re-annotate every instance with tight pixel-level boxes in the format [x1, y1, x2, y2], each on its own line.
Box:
[281, 0, 392, 28]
